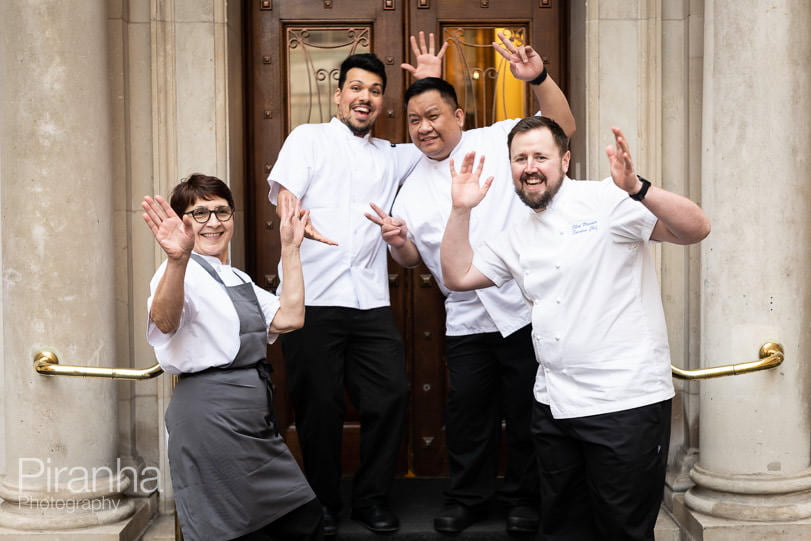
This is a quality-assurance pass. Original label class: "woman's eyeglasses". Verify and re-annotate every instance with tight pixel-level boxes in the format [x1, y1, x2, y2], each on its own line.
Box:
[184, 206, 234, 224]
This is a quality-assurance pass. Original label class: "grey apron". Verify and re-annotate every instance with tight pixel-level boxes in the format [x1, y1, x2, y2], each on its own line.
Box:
[165, 254, 314, 541]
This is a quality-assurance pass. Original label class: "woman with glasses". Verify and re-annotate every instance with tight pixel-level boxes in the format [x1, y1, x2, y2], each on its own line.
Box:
[142, 173, 322, 540]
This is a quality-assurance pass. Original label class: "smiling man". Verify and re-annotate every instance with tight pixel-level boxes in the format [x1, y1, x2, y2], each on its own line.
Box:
[440, 116, 711, 540]
[510, 127, 566, 209]
[365, 33, 575, 536]
[266, 35, 445, 538]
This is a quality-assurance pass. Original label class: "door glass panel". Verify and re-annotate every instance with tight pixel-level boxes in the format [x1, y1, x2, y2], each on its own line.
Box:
[286, 27, 371, 131]
[442, 26, 528, 129]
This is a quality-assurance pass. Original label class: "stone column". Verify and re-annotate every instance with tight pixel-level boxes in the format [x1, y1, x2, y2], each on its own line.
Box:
[678, 0, 811, 537]
[0, 0, 135, 530]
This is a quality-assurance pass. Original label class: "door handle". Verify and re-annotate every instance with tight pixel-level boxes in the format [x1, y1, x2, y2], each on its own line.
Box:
[671, 342, 783, 380]
[33, 350, 163, 380]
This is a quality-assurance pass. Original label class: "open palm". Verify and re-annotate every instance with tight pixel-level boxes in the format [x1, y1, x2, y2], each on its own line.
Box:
[449, 152, 493, 210]
[492, 31, 545, 82]
[401, 31, 447, 80]
[278, 194, 308, 249]
[605, 127, 639, 193]
[142, 195, 195, 260]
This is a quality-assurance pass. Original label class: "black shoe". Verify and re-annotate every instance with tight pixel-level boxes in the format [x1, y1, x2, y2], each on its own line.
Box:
[506, 504, 539, 534]
[433, 503, 478, 534]
[350, 504, 400, 533]
[321, 506, 339, 537]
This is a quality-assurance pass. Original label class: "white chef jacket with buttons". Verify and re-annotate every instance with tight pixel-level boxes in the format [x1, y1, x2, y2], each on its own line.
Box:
[472, 176, 674, 419]
[147, 253, 281, 374]
[267, 117, 422, 309]
[392, 118, 531, 337]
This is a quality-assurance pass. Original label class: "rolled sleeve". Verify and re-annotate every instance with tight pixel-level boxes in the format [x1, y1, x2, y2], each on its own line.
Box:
[267, 125, 315, 204]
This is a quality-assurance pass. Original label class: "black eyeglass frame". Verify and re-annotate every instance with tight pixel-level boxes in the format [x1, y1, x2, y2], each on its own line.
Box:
[184, 206, 234, 224]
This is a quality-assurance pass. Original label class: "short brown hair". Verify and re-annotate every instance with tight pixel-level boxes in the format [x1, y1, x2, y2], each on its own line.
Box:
[507, 116, 569, 156]
[169, 173, 234, 217]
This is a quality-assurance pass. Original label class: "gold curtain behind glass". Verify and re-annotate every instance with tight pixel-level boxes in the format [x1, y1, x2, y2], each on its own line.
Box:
[443, 26, 528, 128]
[287, 27, 371, 130]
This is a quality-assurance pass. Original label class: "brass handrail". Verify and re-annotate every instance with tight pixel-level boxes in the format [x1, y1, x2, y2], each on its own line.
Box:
[33, 350, 164, 380]
[32, 342, 784, 382]
[671, 342, 783, 380]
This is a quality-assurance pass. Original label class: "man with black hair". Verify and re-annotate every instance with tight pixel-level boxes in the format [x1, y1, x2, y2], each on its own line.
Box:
[267, 33, 444, 537]
[365, 33, 575, 535]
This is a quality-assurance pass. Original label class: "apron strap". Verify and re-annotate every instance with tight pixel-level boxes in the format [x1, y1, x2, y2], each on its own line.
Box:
[255, 361, 279, 436]
[190, 253, 246, 285]
[190, 253, 223, 284]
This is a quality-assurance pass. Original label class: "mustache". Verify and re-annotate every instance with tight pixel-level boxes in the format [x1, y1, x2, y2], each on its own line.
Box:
[520, 172, 546, 183]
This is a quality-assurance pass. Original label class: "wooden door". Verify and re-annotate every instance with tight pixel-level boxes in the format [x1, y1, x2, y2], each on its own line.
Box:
[245, 0, 567, 477]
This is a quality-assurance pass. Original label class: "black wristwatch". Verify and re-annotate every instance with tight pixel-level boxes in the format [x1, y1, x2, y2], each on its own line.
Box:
[629, 175, 651, 201]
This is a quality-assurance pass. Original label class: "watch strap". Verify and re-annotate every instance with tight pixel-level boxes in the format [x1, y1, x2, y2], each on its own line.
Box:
[629, 175, 651, 201]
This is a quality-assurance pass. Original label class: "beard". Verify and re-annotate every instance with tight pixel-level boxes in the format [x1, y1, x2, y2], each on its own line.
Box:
[514, 171, 563, 211]
[341, 116, 372, 136]
[337, 102, 375, 136]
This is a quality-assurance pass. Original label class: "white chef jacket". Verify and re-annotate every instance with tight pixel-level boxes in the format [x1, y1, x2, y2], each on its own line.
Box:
[392, 118, 531, 337]
[472, 177, 674, 419]
[147, 253, 280, 374]
[267, 118, 422, 309]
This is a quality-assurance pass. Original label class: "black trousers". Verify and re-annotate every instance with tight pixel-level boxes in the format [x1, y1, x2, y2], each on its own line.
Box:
[231, 497, 324, 540]
[444, 325, 540, 508]
[531, 399, 672, 541]
[281, 306, 409, 511]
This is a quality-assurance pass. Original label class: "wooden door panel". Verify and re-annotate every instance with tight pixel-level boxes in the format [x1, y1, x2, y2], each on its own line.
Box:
[246, 0, 566, 478]
[246, 1, 413, 477]
[409, 266, 449, 475]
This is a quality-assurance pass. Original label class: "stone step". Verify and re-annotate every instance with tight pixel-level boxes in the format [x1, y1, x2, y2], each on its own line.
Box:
[141, 478, 682, 540]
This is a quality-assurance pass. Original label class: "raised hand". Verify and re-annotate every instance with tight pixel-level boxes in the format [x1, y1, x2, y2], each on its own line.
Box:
[492, 31, 545, 82]
[605, 127, 641, 194]
[278, 188, 338, 246]
[365, 202, 409, 248]
[278, 194, 309, 249]
[449, 152, 493, 210]
[142, 195, 194, 261]
[401, 31, 448, 80]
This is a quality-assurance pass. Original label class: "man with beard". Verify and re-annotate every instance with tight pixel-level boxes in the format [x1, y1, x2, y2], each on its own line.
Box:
[439, 115, 711, 540]
[266, 34, 444, 537]
[365, 34, 575, 535]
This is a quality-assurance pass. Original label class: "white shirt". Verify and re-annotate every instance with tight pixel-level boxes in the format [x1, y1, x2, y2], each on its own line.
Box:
[147, 254, 281, 374]
[392, 119, 531, 337]
[267, 118, 422, 309]
[472, 177, 674, 419]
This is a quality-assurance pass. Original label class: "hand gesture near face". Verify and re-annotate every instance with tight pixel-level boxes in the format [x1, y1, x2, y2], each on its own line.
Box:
[605, 127, 642, 194]
[492, 31, 545, 82]
[277, 188, 337, 246]
[449, 152, 494, 210]
[401, 31, 448, 80]
[277, 194, 309, 249]
[365, 202, 409, 248]
[142, 195, 194, 261]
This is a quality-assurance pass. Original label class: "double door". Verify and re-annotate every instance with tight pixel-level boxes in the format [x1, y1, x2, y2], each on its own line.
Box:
[245, 0, 567, 476]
